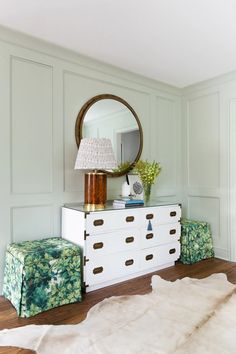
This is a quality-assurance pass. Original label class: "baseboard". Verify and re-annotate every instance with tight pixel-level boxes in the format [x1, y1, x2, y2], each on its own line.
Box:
[214, 247, 229, 261]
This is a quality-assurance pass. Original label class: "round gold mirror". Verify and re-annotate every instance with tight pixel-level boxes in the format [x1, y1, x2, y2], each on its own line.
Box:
[75, 94, 143, 177]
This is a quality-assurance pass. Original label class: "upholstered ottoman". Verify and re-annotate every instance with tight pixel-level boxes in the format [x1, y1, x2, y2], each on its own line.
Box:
[2, 237, 81, 317]
[180, 219, 214, 264]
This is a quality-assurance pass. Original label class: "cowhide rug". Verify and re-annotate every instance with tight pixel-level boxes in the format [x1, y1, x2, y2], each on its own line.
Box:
[0, 273, 236, 354]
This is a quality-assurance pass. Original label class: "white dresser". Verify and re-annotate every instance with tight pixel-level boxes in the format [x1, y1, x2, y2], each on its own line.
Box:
[62, 202, 181, 292]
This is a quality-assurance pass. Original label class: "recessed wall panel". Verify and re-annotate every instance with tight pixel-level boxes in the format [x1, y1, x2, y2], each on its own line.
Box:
[152, 97, 177, 193]
[187, 93, 219, 189]
[11, 57, 53, 194]
[11, 205, 53, 242]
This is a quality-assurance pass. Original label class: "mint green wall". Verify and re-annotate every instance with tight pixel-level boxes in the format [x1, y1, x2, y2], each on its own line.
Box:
[0, 26, 182, 291]
[1, 25, 234, 294]
[182, 74, 236, 261]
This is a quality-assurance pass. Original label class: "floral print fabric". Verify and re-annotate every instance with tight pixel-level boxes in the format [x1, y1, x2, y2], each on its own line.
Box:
[180, 219, 214, 264]
[3, 237, 81, 317]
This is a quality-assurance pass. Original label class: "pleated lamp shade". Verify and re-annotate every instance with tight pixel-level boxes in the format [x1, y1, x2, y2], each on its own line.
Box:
[74, 138, 117, 170]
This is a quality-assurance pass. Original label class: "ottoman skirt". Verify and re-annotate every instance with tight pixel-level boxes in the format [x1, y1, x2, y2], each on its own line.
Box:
[2, 237, 82, 317]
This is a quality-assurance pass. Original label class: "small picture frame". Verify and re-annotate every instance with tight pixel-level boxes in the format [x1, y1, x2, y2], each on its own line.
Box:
[127, 174, 143, 199]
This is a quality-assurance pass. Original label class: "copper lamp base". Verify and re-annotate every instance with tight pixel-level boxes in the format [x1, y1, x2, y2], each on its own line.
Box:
[84, 172, 107, 207]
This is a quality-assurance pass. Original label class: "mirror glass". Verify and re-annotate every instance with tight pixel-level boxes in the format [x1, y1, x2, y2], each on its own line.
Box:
[75, 94, 143, 176]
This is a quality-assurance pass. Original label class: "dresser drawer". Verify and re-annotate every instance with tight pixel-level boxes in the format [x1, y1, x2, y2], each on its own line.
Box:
[85, 251, 140, 286]
[86, 228, 140, 258]
[140, 241, 180, 270]
[157, 241, 180, 264]
[86, 209, 141, 234]
[142, 205, 181, 226]
[140, 247, 159, 270]
[141, 222, 180, 249]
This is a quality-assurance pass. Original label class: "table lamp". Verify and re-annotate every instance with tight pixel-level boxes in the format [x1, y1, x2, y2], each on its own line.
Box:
[74, 138, 117, 207]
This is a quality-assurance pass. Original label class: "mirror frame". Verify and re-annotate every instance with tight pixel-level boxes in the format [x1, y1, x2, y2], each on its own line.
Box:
[75, 94, 143, 177]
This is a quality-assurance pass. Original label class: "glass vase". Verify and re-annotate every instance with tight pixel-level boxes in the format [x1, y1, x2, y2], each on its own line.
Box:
[143, 183, 152, 204]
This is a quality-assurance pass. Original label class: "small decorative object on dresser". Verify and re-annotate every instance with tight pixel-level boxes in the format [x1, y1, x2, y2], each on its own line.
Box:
[133, 160, 161, 204]
[62, 202, 181, 292]
[127, 174, 144, 199]
[121, 180, 131, 197]
[113, 198, 144, 208]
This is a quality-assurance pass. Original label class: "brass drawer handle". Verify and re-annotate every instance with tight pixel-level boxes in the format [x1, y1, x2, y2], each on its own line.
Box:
[93, 219, 104, 226]
[146, 213, 154, 220]
[146, 233, 154, 239]
[125, 259, 134, 266]
[170, 211, 177, 217]
[126, 216, 134, 222]
[93, 242, 104, 249]
[93, 266, 103, 274]
[169, 248, 176, 254]
[169, 229, 176, 235]
[146, 254, 153, 261]
[125, 236, 134, 243]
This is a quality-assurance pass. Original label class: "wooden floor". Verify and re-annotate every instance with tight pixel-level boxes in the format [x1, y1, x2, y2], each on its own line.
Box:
[1, 258, 236, 354]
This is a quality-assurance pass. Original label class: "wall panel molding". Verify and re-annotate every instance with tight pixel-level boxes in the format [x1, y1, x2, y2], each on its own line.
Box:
[10, 55, 53, 194]
[151, 95, 179, 196]
[186, 91, 220, 190]
[183, 84, 232, 260]
[11, 204, 54, 242]
[229, 98, 236, 261]
[0, 25, 181, 97]
[63, 69, 151, 96]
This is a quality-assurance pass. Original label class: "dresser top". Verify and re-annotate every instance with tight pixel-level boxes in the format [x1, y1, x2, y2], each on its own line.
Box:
[63, 201, 180, 213]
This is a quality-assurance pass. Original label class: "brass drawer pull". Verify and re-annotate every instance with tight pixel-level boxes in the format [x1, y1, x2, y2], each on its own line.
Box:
[146, 254, 153, 261]
[125, 236, 134, 243]
[146, 233, 154, 239]
[93, 242, 104, 249]
[93, 266, 103, 274]
[146, 213, 154, 220]
[126, 216, 134, 223]
[170, 211, 177, 217]
[169, 248, 176, 254]
[125, 259, 134, 266]
[169, 229, 176, 235]
[93, 219, 104, 226]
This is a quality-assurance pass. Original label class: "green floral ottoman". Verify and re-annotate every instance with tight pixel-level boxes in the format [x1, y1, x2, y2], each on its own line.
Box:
[2, 237, 82, 317]
[180, 219, 215, 264]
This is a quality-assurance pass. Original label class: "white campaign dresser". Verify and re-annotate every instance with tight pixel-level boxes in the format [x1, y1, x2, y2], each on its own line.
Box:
[62, 202, 181, 292]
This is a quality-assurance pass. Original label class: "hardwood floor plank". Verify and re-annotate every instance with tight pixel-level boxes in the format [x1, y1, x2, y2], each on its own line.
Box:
[0, 258, 236, 353]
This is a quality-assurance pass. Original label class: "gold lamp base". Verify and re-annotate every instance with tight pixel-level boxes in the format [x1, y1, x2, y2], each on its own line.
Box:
[84, 172, 107, 207]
